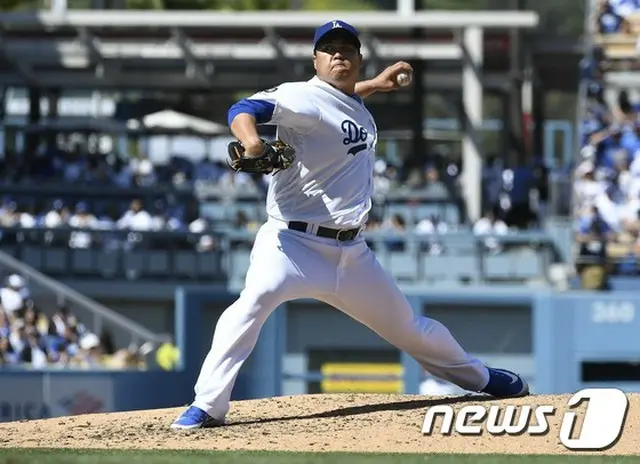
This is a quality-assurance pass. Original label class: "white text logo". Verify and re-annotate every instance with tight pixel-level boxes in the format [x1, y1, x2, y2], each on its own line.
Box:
[421, 388, 629, 451]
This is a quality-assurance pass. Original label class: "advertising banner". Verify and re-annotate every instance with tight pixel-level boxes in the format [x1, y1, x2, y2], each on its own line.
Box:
[0, 374, 114, 423]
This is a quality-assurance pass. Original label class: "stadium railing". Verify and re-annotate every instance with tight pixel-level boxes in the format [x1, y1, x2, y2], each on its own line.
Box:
[0, 249, 172, 350]
[0, 226, 565, 287]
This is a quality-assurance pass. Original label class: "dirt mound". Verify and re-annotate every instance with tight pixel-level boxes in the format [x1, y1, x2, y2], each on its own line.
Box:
[0, 393, 638, 455]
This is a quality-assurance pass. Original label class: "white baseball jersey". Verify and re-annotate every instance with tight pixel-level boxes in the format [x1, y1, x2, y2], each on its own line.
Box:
[247, 76, 378, 229]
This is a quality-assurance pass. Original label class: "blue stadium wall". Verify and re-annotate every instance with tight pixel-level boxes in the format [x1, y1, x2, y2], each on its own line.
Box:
[1, 286, 640, 423]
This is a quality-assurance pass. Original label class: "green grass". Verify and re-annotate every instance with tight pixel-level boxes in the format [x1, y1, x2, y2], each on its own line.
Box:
[0, 450, 639, 464]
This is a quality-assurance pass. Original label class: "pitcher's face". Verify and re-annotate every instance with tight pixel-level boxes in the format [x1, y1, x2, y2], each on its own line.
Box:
[313, 31, 362, 84]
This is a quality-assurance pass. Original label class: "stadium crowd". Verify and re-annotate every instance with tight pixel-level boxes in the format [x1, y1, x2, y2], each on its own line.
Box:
[0, 146, 265, 195]
[593, 0, 640, 35]
[0, 273, 148, 370]
[0, 146, 552, 291]
[574, 22, 640, 287]
[0, 194, 219, 253]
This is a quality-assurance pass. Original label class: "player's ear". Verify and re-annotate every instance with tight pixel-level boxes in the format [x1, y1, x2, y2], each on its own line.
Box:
[313, 53, 318, 72]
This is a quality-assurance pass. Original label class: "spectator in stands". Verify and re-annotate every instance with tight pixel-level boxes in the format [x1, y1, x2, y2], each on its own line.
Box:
[77, 333, 104, 368]
[372, 160, 401, 200]
[380, 213, 407, 252]
[503, 163, 538, 230]
[23, 305, 37, 329]
[575, 205, 615, 289]
[0, 272, 138, 370]
[51, 304, 70, 338]
[18, 204, 37, 229]
[42, 199, 69, 229]
[593, 184, 624, 232]
[96, 203, 122, 241]
[117, 199, 153, 231]
[588, 124, 622, 178]
[111, 156, 134, 188]
[0, 335, 18, 366]
[415, 214, 449, 256]
[16, 278, 30, 302]
[150, 201, 183, 232]
[421, 165, 449, 200]
[364, 212, 382, 232]
[20, 329, 49, 369]
[0, 199, 18, 228]
[482, 155, 504, 215]
[131, 155, 157, 188]
[99, 329, 116, 356]
[621, 187, 640, 232]
[86, 155, 113, 187]
[531, 158, 550, 227]
[574, 159, 606, 212]
[62, 324, 81, 359]
[35, 311, 50, 338]
[103, 343, 151, 370]
[473, 210, 509, 254]
[68, 202, 99, 249]
[0, 311, 8, 339]
[9, 319, 27, 354]
[615, 90, 638, 123]
[234, 210, 259, 233]
[373, 159, 391, 198]
[59, 149, 87, 184]
[614, 153, 633, 199]
[194, 158, 224, 186]
[0, 275, 26, 317]
[43, 321, 67, 365]
[593, 0, 631, 34]
[189, 216, 216, 252]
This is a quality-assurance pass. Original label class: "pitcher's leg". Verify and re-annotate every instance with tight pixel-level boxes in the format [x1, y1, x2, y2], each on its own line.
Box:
[335, 247, 489, 392]
[191, 286, 286, 420]
[171, 225, 302, 429]
[172, 222, 344, 429]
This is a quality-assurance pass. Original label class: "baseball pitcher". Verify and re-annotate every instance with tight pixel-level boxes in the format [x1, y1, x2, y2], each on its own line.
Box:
[172, 20, 529, 430]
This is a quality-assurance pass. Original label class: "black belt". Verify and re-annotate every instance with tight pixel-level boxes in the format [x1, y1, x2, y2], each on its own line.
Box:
[288, 221, 360, 241]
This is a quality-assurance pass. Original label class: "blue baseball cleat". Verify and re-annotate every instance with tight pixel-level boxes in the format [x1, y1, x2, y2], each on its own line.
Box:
[481, 367, 530, 398]
[170, 406, 224, 430]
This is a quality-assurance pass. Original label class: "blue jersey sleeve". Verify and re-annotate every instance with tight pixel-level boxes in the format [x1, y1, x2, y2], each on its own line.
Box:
[227, 83, 320, 133]
[227, 99, 275, 126]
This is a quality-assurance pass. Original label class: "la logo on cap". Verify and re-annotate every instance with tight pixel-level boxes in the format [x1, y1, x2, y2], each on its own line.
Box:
[332, 20, 342, 29]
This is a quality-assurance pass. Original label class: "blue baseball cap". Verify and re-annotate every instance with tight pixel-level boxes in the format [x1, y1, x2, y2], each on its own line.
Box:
[313, 20, 361, 51]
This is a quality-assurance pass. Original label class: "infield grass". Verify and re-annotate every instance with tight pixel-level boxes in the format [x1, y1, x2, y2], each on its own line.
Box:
[0, 450, 639, 464]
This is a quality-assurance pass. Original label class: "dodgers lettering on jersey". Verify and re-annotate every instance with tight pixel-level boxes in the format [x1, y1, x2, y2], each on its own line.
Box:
[245, 77, 377, 229]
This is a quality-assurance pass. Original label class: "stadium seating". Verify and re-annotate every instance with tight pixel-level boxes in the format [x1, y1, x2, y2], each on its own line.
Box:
[574, 0, 640, 288]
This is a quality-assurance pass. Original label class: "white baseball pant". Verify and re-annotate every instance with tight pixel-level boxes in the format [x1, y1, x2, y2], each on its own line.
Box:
[191, 218, 490, 419]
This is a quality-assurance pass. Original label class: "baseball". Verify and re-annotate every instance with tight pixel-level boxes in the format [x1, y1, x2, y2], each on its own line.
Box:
[396, 72, 412, 87]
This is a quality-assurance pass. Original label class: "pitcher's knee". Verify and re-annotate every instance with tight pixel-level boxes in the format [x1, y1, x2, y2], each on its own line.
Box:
[392, 316, 449, 350]
[414, 316, 448, 336]
[237, 288, 285, 321]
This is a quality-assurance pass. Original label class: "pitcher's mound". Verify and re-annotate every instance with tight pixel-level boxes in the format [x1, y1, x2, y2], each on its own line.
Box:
[0, 393, 638, 455]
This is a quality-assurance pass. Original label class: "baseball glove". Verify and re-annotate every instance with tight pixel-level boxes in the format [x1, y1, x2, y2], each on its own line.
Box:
[227, 139, 296, 175]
